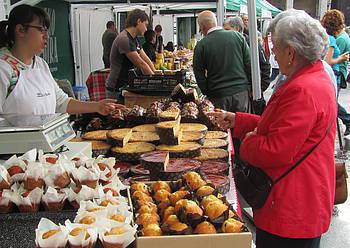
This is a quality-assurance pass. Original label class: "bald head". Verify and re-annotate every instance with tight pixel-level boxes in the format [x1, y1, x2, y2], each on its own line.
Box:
[198, 11, 217, 36]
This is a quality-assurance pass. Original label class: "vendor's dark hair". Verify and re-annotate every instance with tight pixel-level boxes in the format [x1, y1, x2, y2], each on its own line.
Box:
[125, 9, 148, 28]
[0, 4, 50, 48]
[144, 29, 156, 43]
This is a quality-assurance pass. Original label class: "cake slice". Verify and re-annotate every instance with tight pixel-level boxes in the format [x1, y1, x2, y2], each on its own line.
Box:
[156, 116, 181, 144]
[159, 107, 181, 121]
[140, 151, 170, 171]
[106, 128, 133, 147]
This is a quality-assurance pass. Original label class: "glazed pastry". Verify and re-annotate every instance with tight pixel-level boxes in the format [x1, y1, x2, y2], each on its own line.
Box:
[205, 201, 228, 222]
[136, 213, 160, 227]
[142, 223, 162, 236]
[194, 221, 217, 234]
[196, 185, 215, 198]
[79, 215, 96, 225]
[153, 189, 171, 203]
[131, 182, 150, 195]
[152, 181, 171, 193]
[221, 218, 244, 233]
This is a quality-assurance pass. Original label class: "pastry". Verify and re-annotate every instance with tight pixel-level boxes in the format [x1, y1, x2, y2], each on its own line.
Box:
[221, 218, 244, 233]
[181, 131, 205, 145]
[180, 123, 207, 134]
[205, 131, 228, 139]
[202, 139, 228, 149]
[82, 130, 108, 140]
[156, 142, 201, 158]
[193, 149, 229, 162]
[129, 131, 160, 144]
[140, 151, 169, 172]
[206, 174, 230, 194]
[132, 124, 156, 132]
[142, 224, 162, 236]
[194, 221, 217, 234]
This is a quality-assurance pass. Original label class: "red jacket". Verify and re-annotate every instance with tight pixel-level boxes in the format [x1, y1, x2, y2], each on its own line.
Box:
[234, 61, 337, 238]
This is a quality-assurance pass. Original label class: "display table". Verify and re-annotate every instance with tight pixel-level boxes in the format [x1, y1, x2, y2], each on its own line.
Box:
[122, 90, 170, 108]
[85, 69, 109, 101]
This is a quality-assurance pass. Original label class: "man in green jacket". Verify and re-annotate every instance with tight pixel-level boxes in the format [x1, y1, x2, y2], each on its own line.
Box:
[193, 11, 251, 112]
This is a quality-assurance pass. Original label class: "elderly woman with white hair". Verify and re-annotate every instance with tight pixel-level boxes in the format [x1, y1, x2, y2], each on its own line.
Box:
[209, 9, 336, 248]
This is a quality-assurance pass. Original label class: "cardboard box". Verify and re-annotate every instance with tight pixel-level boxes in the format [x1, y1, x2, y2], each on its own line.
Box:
[136, 232, 252, 248]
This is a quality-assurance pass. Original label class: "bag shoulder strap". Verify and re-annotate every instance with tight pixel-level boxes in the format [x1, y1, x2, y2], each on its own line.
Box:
[273, 125, 332, 185]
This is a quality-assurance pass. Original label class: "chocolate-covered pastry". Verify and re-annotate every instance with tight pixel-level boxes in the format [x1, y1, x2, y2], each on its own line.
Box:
[125, 105, 146, 126]
[85, 118, 102, 131]
[181, 102, 199, 122]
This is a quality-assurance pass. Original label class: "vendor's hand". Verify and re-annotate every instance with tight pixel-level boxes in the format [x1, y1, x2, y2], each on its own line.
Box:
[96, 99, 125, 116]
[207, 109, 235, 130]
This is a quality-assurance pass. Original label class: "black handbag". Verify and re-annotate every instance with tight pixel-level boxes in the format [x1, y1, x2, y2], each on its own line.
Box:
[233, 126, 331, 209]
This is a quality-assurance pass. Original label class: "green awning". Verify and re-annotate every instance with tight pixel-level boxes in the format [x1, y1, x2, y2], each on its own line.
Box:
[226, 0, 281, 17]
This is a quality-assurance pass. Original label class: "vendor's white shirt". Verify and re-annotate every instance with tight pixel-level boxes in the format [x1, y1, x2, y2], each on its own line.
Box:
[0, 49, 70, 115]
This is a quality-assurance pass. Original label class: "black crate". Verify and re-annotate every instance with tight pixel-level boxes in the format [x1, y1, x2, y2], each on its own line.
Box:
[128, 69, 186, 92]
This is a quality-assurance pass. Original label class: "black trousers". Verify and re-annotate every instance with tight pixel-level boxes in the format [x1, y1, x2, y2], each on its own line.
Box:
[256, 228, 321, 248]
[209, 90, 250, 113]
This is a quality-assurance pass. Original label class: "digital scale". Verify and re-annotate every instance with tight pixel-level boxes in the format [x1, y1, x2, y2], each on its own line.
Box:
[0, 113, 76, 154]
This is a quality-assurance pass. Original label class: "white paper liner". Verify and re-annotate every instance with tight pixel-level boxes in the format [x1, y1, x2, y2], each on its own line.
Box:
[68, 153, 90, 167]
[99, 223, 137, 248]
[19, 148, 37, 162]
[64, 220, 98, 247]
[24, 162, 45, 181]
[96, 163, 114, 182]
[94, 192, 129, 209]
[105, 205, 133, 225]
[74, 211, 101, 226]
[38, 150, 58, 164]
[77, 200, 107, 215]
[43, 164, 70, 188]
[4, 155, 27, 182]
[42, 187, 67, 204]
[71, 166, 100, 184]
[63, 185, 97, 204]
[0, 189, 12, 206]
[0, 165, 11, 186]
[103, 173, 128, 192]
[35, 218, 68, 248]
[8, 184, 43, 206]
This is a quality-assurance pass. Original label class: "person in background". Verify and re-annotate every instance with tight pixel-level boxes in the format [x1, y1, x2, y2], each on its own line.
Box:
[0, 4, 122, 116]
[154, 24, 163, 53]
[241, 14, 249, 36]
[164, 41, 174, 52]
[142, 29, 156, 62]
[209, 9, 336, 248]
[224, 16, 271, 93]
[193, 11, 251, 113]
[102, 21, 118, 68]
[321, 9, 350, 135]
[321, 10, 349, 89]
[106, 9, 155, 102]
[334, 10, 350, 135]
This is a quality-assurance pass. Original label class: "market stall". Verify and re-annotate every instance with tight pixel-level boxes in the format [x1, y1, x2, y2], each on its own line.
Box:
[0, 93, 252, 247]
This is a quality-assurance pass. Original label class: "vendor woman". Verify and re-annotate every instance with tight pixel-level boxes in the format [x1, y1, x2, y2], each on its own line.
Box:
[0, 4, 123, 116]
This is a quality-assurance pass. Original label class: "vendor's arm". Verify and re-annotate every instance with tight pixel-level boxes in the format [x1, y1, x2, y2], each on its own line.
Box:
[193, 43, 208, 95]
[240, 87, 317, 169]
[139, 49, 156, 72]
[126, 51, 154, 75]
[66, 98, 124, 115]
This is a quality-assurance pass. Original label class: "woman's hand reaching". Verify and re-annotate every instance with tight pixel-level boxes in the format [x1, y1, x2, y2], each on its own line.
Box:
[207, 109, 236, 130]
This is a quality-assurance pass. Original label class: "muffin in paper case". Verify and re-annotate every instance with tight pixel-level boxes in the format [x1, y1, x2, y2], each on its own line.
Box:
[63, 185, 103, 209]
[99, 223, 137, 248]
[4, 154, 27, 183]
[42, 187, 67, 211]
[71, 166, 100, 189]
[43, 163, 71, 189]
[39, 151, 75, 175]
[9, 184, 43, 212]
[0, 189, 14, 213]
[102, 172, 128, 193]
[70, 153, 91, 168]
[95, 191, 129, 208]
[0, 165, 12, 190]
[77, 200, 108, 215]
[35, 218, 68, 248]
[105, 204, 133, 225]
[74, 210, 102, 227]
[23, 162, 45, 190]
[65, 220, 98, 248]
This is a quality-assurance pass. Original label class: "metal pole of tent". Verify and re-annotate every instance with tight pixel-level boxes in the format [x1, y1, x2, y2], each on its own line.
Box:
[217, 0, 225, 27]
[247, 0, 261, 100]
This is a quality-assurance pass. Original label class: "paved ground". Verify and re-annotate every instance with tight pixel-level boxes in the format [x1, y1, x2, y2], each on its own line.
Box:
[244, 85, 350, 247]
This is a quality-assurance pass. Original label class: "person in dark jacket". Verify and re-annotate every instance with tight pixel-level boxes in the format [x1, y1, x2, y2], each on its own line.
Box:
[194, 11, 251, 113]
[102, 21, 118, 68]
[142, 30, 156, 62]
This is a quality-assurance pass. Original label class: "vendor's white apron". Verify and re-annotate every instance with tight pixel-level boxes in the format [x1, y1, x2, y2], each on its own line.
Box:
[2, 67, 56, 115]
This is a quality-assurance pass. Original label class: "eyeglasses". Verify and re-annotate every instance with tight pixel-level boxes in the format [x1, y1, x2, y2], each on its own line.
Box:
[24, 25, 49, 34]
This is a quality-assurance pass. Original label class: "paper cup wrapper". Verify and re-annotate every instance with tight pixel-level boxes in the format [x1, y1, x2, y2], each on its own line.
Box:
[35, 218, 68, 248]
[65, 220, 98, 248]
